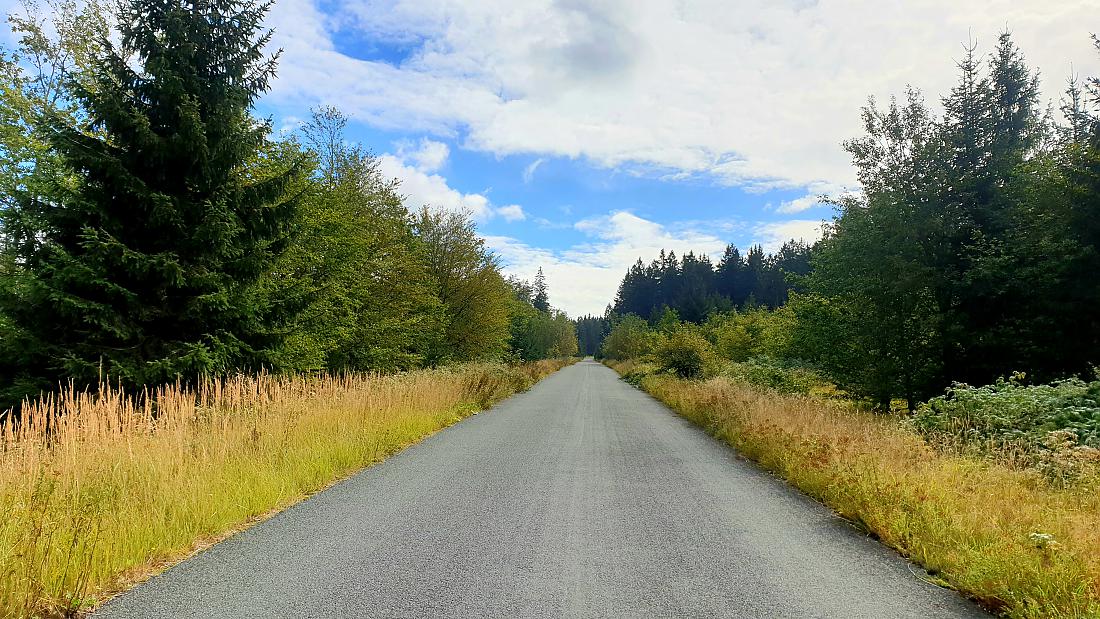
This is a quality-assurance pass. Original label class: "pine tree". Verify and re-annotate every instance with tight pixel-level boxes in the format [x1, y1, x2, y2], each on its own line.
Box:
[532, 267, 550, 312]
[0, 0, 303, 394]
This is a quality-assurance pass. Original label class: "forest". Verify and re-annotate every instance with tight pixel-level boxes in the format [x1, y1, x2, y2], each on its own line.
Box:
[600, 32, 1100, 411]
[0, 0, 577, 409]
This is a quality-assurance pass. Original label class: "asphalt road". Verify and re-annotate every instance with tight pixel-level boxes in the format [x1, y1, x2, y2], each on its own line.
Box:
[96, 359, 986, 619]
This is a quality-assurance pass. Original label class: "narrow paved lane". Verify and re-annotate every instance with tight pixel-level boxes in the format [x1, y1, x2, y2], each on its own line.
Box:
[97, 360, 985, 618]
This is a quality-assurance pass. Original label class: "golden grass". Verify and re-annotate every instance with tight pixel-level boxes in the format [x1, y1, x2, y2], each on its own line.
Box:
[0, 359, 573, 619]
[608, 362, 1100, 619]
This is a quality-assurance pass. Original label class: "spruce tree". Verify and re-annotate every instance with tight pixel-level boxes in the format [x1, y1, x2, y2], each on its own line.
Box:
[532, 267, 550, 312]
[0, 0, 302, 393]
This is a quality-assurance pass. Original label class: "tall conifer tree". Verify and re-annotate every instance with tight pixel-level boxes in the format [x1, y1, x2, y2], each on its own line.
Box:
[532, 267, 550, 312]
[0, 0, 302, 392]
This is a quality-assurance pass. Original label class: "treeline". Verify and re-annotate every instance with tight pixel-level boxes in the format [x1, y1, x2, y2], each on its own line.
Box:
[602, 33, 1100, 410]
[575, 315, 610, 356]
[612, 242, 811, 322]
[0, 0, 575, 406]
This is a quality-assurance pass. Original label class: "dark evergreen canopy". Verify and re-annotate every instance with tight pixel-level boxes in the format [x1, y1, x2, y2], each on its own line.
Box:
[0, 0, 303, 392]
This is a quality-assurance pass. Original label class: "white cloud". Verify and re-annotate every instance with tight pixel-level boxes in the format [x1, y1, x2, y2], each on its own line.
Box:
[378, 151, 494, 219]
[397, 138, 450, 173]
[776, 194, 822, 214]
[522, 158, 545, 183]
[753, 219, 826, 252]
[267, 0, 1100, 193]
[497, 204, 526, 222]
[487, 211, 729, 317]
[378, 141, 525, 221]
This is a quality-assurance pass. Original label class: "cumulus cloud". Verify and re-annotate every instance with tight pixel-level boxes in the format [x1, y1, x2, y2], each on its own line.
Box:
[378, 139, 525, 221]
[776, 194, 822, 214]
[378, 152, 494, 219]
[267, 0, 1100, 193]
[497, 204, 526, 221]
[398, 138, 450, 173]
[487, 211, 729, 317]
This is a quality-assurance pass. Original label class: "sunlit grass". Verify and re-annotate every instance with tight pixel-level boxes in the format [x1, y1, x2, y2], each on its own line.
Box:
[0, 359, 573, 618]
[608, 361, 1100, 619]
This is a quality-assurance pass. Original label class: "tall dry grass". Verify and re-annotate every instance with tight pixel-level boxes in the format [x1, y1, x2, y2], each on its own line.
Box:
[0, 360, 572, 618]
[609, 363, 1100, 619]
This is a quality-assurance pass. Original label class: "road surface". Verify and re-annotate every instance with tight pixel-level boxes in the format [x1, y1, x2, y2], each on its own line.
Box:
[96, 359, 986, 618]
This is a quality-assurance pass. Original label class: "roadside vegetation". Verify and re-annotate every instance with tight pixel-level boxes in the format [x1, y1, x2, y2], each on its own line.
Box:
[0, 360, 573, 617]
[609, 361, 1100, 618]
[596, 32, 1100, 619]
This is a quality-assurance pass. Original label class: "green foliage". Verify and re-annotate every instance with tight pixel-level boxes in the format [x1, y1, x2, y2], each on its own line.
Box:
[505, 272, 579, 361]
[599, 314, 656, 361]
[414, 207, 513, 363]
[702, 308, 794, 361]
[655, 327, 714, 379]
[915, 375, 1100, 451]
[721, 357, 831, 396]
[508, 303, 578, 361]
[269, 108, 443, 373]
[0, 0, 304, 396]
[794, 34, 1100, 408]
[0, 0, 568, 404]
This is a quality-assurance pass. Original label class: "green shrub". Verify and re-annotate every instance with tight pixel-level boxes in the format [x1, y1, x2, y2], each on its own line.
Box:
[722, 357, 831, 395]
[600, 314, 656, 361]
[656, 329, 715, 379]
[914, 375, 1100, 468]
[702, 308, 796, 362]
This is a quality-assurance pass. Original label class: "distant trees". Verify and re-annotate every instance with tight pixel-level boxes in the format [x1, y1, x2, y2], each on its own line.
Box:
[574, 315, 610, 356]
[612, 242, 811, 323]
[507, 271, 578, 361]
[600, 314, 657, 361]
[532, 267, 550, 312]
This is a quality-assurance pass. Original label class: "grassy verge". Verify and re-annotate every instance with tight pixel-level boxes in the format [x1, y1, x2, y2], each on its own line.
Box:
[0, 359, 574, 618]
[608, 360, 1100, 619]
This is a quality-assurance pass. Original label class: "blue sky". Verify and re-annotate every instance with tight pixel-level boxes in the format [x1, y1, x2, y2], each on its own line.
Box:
[5, 0, 1099, 316]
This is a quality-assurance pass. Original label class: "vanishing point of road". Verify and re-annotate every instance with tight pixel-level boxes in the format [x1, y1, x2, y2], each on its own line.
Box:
[96, 360, 986, 619]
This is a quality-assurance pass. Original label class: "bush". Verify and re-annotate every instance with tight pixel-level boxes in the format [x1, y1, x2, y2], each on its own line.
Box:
[656, 329, 715, 379]
[915, 375, 1100, 448]
[600, 314, 656, 361]
[914, 375, 1100, 478]
[702, 308, 796, 362]
[722, 357, 833, 396]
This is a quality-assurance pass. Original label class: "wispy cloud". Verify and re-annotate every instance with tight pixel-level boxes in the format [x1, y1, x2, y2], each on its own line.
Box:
[522, 158, 545, 183]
